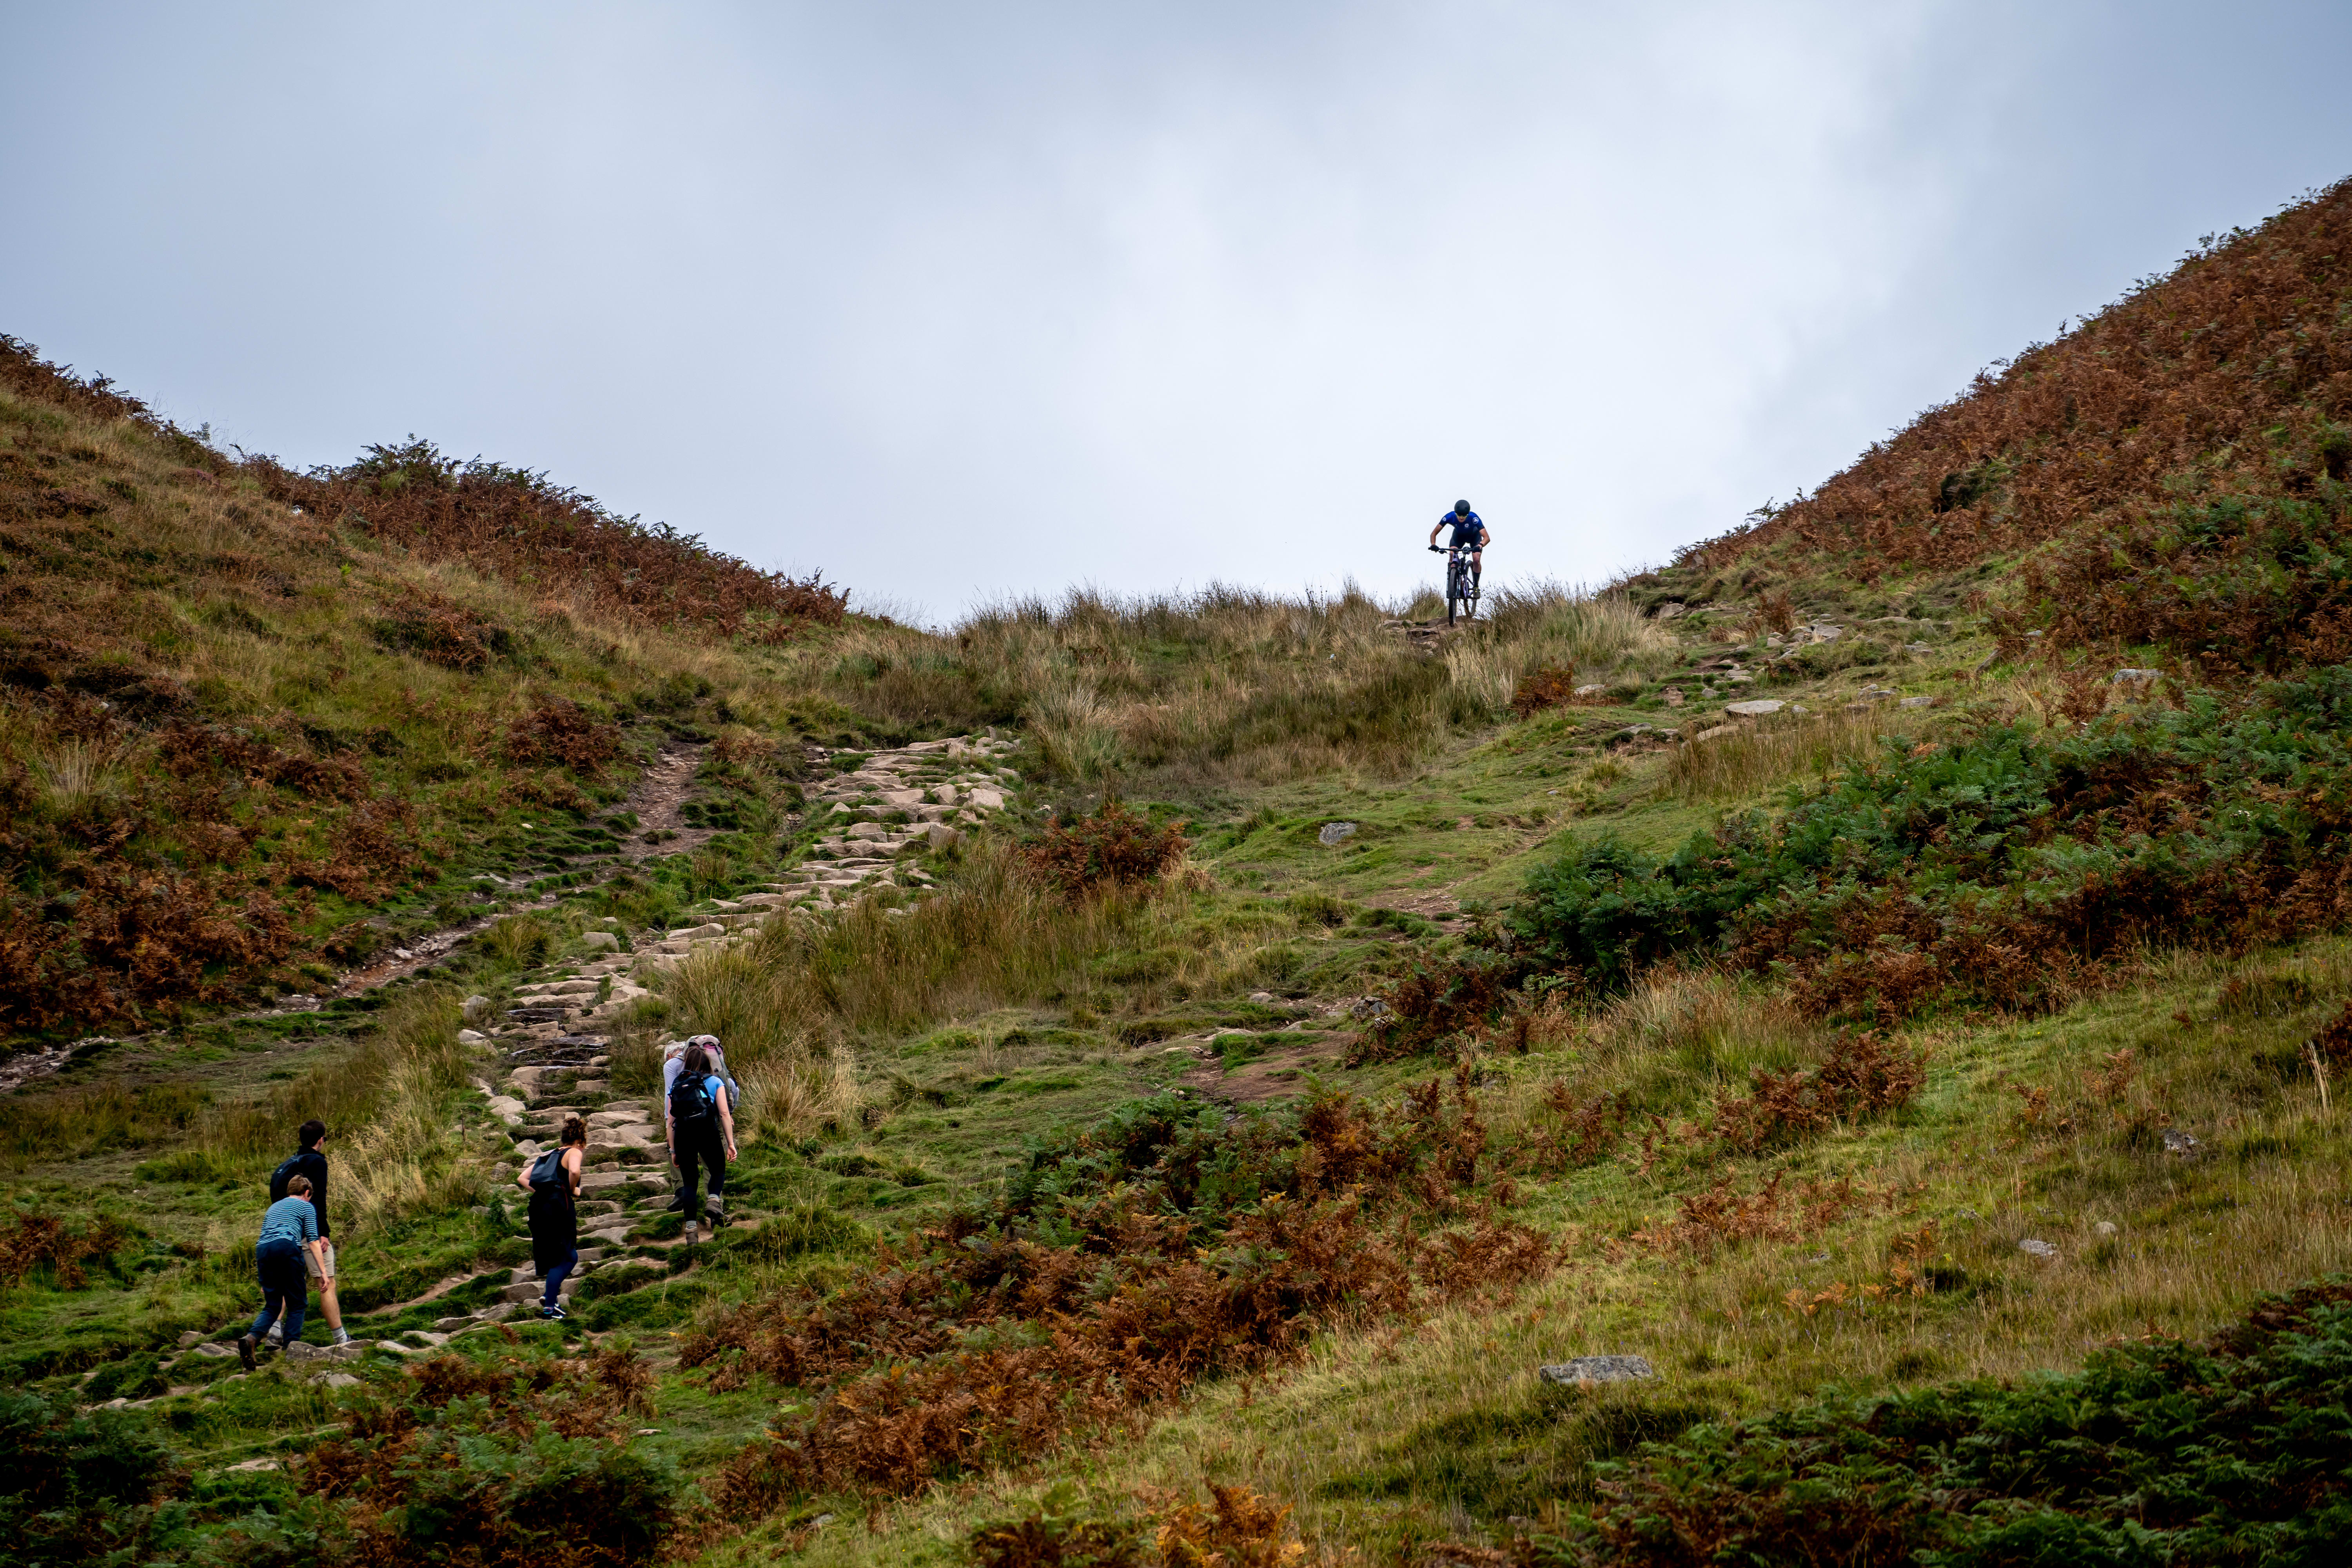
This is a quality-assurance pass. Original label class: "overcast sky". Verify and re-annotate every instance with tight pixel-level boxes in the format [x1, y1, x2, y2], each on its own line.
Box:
[5, 3, 2349, 622]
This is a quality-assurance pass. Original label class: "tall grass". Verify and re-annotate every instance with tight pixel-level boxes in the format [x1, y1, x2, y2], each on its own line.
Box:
[194, 985, 475, 1232]
[1550, 965, 1825, 1119]
[655, 845, 1147, 1133]
[328, 986, 478, 1231]
[787, 579, 1677, 785]
[668, 845, 1136, 1054]
[0, 1081, 210, 1169]
[1661, 706, 1912, 801]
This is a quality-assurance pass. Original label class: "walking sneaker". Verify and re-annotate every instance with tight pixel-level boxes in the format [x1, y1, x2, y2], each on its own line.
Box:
[704, 1193, 726, 1229]
[662, 1193, 687, 1214]
[331, 1328, 352, 1347]
[540, 1303, 567, 1321]
[236, 1335, 257, 1372]
[263, 1326, 284, 1348]
[682, 1218, 698, 1247]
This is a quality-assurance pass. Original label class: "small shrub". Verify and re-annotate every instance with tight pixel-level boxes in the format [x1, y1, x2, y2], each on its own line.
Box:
[366, 586, 514, 672]
[504, 699, 622, 772]
[1348, 958, 1519, 1063]
[1510, 664, 1580, 719]
[483, 915, 552, 969]
[0, 1212, 131, 1290]
[1708, 1032, 1927, 1153]
[1025, 803, 1190, 900]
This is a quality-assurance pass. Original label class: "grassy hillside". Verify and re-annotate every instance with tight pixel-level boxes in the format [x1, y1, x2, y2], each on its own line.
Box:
[9, 174, 2352, 1568]
[0, 337, 864, 1039]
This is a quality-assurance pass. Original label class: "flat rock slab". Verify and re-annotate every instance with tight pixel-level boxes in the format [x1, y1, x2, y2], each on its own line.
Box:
[1539, 1355, 1658, 1385]
[1724, 699, 1787, 717]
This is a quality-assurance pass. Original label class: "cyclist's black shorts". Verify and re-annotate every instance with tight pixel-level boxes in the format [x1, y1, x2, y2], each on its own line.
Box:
[1448, 525, 1483, 550]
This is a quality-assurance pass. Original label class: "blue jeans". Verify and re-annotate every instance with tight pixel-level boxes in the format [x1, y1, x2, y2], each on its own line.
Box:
[543, 1247, 579, 1308]
[252, 1239, 307, 1343]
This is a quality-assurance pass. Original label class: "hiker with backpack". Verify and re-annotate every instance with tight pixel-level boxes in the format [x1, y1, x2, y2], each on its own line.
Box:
[239, 1174, 328, 1369]
[267, 1119, 349, 1347]
[660, 1035, 739, 1215]
[665, 1042, 737, 1243]
[515, 1114, 587, 1320]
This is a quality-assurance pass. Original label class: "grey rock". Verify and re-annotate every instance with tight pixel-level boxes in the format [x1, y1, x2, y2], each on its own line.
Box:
[1318, 821, 1358, 846]
[462, 995, 492, 1024]
[178, 1330, 203, 1349]
[2112, 668, 2160, 685]
[225, 1457, 281, 1473]
[581, 931, 619, 951]
[926, 823, 961, 851]
[457, 1029, 490, 1046]
[1653, 602, 1686, 620]
[1724, 699, 1787, 717]
[2162, 1127, 2202, 1158]
[1900, 695, 1936, 708]
[2093, 1220, 2120, 1238]
[2018, 1238, 2060, 1259]
[312, 1371, 363, 1388]
[189, 1341, 238, 1359]
[1539, 1355, 1657, 1385]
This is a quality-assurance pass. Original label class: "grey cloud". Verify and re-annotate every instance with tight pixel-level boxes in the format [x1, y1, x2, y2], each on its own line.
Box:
[3, 2, 2348, 620]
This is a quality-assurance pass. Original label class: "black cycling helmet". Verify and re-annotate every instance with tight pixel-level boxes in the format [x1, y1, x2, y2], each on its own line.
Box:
[1454, 499, 1472, 518]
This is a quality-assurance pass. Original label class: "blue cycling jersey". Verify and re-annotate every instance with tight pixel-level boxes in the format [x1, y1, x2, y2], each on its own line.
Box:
[1443, 511, 1485, 548]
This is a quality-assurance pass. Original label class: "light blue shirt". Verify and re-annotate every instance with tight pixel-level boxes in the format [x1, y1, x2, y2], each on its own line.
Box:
[258, 1194, 320, 1249]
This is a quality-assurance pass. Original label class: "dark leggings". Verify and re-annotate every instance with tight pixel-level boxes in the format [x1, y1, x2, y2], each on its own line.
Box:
[251, 1241, 307, 1343]
[543, 1247, 579, 1308]
[675, 1126, 726, 1215]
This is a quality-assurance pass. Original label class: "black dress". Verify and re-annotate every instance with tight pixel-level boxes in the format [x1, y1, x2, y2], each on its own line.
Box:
[527, 1157, 578, 1277]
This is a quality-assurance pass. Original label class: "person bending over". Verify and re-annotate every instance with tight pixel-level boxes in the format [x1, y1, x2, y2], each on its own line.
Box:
[1427, 500, 1490, 586]
[665, 1042, 737, 1244]
[270, 1118, 348, 1346]
[240, 1175, 328, 1369]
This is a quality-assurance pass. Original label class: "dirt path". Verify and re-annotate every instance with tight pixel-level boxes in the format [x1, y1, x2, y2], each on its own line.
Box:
[617, 743, 723, 863]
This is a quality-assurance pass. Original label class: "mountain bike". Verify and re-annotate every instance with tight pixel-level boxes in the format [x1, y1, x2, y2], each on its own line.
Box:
[1430, 543, 1482, 626]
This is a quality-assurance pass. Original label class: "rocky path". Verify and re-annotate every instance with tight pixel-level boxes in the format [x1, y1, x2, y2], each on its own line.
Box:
[337, 731, 1027, 1332]
[90, 731, 1035, 1400]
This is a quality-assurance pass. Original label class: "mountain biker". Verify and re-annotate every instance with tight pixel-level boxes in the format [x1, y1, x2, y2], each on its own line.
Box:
[1427, 500, 1488, 589]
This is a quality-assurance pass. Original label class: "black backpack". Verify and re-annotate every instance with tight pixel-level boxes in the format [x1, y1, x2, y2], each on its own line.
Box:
[528, 1147, 569, 1191]
[268, 1154, 305, 1202]
[669, 1072, 715, 1129]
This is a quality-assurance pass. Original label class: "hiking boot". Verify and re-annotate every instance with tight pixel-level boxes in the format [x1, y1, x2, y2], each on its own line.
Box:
[540, 1303, 567, 1321]
[236, 1335, 257, 1372]
[704, 1194, 725, 1229]
[662, 1193, 687, 1214]
[682, 1219, 698, 1247]
[263, 1326, 284, 1348]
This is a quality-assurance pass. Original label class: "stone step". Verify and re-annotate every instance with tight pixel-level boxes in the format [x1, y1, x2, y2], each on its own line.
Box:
[500, 1276, 582, 1304]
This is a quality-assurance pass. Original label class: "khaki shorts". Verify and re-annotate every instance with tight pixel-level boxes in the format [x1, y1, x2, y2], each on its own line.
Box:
[303, 1242, 337, 1281]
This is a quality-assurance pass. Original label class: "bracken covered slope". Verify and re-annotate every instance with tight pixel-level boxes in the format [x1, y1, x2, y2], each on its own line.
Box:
[1690, 178, 2352, 674]
[0, 339, 851, 1038]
